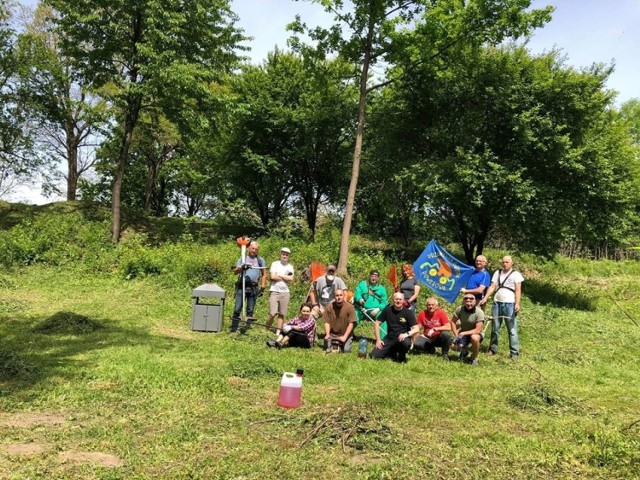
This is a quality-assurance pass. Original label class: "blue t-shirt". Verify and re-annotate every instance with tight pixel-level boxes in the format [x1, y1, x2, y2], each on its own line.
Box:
[235, 256, 265, 284]
[466, 269, 491, 300]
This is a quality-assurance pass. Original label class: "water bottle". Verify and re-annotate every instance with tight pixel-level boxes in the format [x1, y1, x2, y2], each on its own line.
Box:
[358, 337, 368, 358]
[277, 369, 303, 408]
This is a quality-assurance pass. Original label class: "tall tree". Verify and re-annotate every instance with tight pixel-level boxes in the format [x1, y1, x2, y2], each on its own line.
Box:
[15, 4, 106, 201]
[0, 0, 37, 197]
[46, 0, 245, 241]
[368, 45, 639, 260]
[224, 50, 356, 235]
[290, 0, 552, 274]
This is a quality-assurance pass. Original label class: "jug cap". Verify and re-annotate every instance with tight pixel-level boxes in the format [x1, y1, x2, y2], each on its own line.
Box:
[296, 368, 304, 376]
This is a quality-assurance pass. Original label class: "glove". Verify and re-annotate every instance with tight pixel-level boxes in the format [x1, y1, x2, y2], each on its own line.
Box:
[241, 263, 252, 271]
[427, 328, 435, 338]
[454, 335, 463, 345]
[282, 324, 292, 334]
[258, 286, 265, 297]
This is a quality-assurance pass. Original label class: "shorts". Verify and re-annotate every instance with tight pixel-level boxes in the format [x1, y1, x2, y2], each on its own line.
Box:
[454, 333, 484, 348]
[269, 291, 290, 316]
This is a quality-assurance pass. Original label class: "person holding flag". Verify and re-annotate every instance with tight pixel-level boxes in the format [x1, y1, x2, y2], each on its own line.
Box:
[460, 255, 491, 308]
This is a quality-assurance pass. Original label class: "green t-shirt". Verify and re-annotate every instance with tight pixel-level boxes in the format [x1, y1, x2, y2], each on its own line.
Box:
[453, 306, 484, 332]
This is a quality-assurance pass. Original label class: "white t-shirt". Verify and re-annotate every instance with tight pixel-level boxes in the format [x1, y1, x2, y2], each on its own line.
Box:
[492, 269, 524, 303]
[269, 260, 294, 293]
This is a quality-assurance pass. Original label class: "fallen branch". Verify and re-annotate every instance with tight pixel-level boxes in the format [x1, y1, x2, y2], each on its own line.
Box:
[299, 408, 342, 449]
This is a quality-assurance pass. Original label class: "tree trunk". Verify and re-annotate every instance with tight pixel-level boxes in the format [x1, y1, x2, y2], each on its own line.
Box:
[337, 23, 374, 276]
[111, 97, 141, 243]
[66, 152, 78, 201]
[65, 119, 79, 201]
[144, 161, 157, 215]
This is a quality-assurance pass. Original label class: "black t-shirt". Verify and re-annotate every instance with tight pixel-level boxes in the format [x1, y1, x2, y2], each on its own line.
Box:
[378, 305, 416, 338]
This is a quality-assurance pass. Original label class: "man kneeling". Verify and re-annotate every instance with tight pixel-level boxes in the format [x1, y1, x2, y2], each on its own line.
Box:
[413, 297, 453, 360]
[323, 289, 356, 353]
[372, 293, 418, 362]
[451, 294, 485, 366]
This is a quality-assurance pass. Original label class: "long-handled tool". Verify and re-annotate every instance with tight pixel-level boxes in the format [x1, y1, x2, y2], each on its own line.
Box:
[233, 236, 267, 334]
[354, 302, 388, 338]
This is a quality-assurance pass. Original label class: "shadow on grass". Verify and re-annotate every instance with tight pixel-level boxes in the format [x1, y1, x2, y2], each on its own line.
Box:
[0, 310, 188, 388]
[526, 279, 596, 311]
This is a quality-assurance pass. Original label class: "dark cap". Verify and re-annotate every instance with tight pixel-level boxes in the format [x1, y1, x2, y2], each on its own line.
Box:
[327, 264, 337, 272]
[370, 269, 380, 276]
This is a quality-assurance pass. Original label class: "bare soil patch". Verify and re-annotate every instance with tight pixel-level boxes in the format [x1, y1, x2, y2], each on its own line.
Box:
[3, 443, 51, 455]
[58, 451, 124, 468]
[1, 412, 66, 428]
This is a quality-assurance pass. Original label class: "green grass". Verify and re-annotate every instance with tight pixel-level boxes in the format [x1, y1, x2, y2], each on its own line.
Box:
[1, 257, 640, 479]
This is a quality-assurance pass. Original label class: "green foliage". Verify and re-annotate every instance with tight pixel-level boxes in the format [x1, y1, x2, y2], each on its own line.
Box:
[223, 50, 357, 234]
[0, 1, 39, 196]
[367, 44, 639, 261]
[0, 210, 112, 267]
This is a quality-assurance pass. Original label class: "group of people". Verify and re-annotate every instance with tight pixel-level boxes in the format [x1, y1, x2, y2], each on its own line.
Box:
[230, 243, 524, 365]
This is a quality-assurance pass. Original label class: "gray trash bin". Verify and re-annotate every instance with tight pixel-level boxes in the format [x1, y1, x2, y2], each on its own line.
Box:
[191, 283, 226, 332]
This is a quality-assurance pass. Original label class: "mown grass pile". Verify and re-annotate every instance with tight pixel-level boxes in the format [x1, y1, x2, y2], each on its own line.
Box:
[0, 202, 639, 479]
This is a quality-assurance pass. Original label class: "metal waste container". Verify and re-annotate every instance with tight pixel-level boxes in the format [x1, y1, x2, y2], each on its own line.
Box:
[191, 283, 226, 332]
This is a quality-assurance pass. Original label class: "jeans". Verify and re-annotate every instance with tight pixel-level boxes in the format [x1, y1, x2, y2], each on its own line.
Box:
[231, 287, 257, 330]
[490, 302, 519, 356]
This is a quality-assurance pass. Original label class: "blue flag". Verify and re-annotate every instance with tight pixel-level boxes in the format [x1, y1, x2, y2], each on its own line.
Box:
[413, 240, 474, 304]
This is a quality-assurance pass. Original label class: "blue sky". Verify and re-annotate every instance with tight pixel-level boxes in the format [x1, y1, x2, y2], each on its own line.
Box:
[232, 0, 640, 104]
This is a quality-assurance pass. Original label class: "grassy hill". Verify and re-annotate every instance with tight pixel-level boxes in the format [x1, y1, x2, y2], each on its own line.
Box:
[0, 203, 639, 479]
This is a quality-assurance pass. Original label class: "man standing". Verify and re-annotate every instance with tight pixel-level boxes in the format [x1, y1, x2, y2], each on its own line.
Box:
[451, 294, 485, 366]
[460, 255, 491, 307]
[372, 292, 418, 362]
[230, 241, 267, 333]
[413, 297, 452, 360]
[266, 247, 295, 336]
[323, 289, 357, 353]
[309, 264, 347, 318]
[354, 269, 388, 323]
[480, 255, 524, 359]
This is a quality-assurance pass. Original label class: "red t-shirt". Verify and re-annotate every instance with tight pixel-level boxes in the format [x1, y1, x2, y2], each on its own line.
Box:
[416, 309, 449, 338]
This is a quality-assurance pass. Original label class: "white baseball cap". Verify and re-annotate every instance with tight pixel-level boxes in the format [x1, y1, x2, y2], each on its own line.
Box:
[280, 247, 291, 254]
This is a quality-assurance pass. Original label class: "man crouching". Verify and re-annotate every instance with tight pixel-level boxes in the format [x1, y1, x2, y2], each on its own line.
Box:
[372, 293, 418, 363]
[451, 294, 485, 366]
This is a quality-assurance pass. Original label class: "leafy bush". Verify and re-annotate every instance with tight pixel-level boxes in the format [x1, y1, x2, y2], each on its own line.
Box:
[0, 211, 112, 268]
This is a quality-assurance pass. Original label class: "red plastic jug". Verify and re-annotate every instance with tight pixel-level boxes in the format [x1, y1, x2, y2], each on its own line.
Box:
[277, 369, 303, 408]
